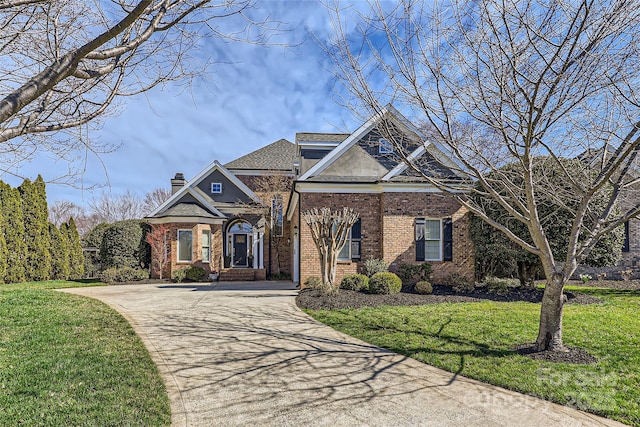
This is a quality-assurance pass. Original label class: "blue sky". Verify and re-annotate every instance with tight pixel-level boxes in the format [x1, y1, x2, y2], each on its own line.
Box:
[2, 1, 374, 206]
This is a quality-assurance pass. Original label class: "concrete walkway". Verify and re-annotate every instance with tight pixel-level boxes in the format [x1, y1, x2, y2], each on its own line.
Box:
[62, 282, 624, 427]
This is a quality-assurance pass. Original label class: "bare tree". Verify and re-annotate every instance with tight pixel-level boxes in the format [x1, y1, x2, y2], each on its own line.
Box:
[253, 174, 292, 275]
[49, 200, 85, 226]
[302, 207, 359, 290]
[143, 187, 171, 215]
[88, 189, 146, 222]
[328, 0, 640, 351]
[0, 0, 280, 182]
[146, 223, 169, 279]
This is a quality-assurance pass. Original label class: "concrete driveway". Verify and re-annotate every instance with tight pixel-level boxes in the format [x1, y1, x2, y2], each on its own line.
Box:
[62, 282, 623, 427]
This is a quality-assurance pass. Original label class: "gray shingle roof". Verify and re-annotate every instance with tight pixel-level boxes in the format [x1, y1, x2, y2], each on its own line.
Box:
[224, 139, 296, 171]
[295, 133, 350, 143]
[154, 203, 223, 219]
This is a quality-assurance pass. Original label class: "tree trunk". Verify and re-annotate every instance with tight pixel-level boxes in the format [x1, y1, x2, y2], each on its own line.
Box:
[534, 272, 567, 351]
[327, 248, 337, 288]
[517, 261, 538, 288]
[319, 247, 330, 285]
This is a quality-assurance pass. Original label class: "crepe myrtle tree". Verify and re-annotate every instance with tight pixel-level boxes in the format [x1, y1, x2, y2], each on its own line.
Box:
[302, 207, 359, 289]
[146, 223, 169, 279]
[253, 174, 292, 275]
[328, 0, 640, 351]
[0, 0, 280, 184]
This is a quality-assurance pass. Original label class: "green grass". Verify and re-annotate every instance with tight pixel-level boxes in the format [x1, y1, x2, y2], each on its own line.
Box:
[305, 286, 640, 426]
[0, 280, 171, 426]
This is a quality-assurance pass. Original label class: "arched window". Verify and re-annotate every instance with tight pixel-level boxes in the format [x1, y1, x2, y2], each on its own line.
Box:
[229, 221, 252, 233]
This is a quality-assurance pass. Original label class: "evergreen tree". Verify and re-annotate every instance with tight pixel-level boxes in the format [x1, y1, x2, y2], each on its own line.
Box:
[19, 176, 52, 281]
[65, 217, 85, 279]
[49, 222, 70, 280]
[0, 203, 8, 283]
[0, 182, 26, 283]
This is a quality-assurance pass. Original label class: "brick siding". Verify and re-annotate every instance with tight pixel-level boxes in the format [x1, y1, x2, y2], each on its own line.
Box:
[152, 222, 223, 279]
[298, 191, 474, 286]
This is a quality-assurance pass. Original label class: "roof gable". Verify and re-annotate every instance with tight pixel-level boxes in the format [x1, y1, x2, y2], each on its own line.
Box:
[314, 144, 388, 182]
[298, 105, 459, 183]
[147, 161, 259, 219]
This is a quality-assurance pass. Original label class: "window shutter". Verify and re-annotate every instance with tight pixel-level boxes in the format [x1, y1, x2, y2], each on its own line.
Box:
[415, 218, 425, 261]
[351, 219, 361, 260]
[443, 218, 453, 261]
[623, 221, 630, 253]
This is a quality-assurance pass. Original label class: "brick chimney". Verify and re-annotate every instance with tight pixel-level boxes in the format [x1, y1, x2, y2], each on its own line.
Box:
[170, 172, 185, 194]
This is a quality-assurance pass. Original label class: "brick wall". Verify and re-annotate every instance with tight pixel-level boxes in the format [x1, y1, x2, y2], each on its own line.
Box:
[298, 191, 474, 286]
[382, 193, 474, 282]
[153, 222, 223, 279]
[298, 193, 381, 285]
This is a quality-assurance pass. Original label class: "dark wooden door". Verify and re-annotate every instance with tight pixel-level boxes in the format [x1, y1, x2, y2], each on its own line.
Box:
[233, 234, 247, 266]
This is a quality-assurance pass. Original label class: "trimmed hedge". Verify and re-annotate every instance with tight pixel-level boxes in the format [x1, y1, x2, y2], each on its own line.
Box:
[340, 274, 369, 291]
[414, 281, 433, 295]
[100, 267, 149, 283]
[100, 220, 149, 269]
[368, 272, 402, 295]
[172, 266, 208, 283]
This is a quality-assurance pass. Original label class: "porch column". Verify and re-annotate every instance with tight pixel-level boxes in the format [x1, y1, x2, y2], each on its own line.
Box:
[258, 232, 264, 269]
[252, 231, 258, 269]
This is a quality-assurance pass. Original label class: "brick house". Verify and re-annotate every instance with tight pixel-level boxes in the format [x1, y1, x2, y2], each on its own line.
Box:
[147, 107, 475, 283]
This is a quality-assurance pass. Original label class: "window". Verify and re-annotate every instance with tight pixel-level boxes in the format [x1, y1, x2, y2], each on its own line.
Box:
[415, 218, 453, 261]
[202, 230, 211, 263]
[379, 138, 393, 154]
[338, 228, 352, 260]
[337, 219, 361, 261]
[177, 230, 193, 262]
[211, 182, 222, 194]
[271, 195, 283, 237]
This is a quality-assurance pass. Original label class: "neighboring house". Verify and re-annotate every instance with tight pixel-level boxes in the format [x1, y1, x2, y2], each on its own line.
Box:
[578, 148, 640, 268]
[146, 107, 475, 283]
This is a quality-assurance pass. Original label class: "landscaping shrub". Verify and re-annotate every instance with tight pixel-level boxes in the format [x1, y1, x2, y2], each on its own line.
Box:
[184, 266, 207, 282]
[100, 266, 148, 283]
[303, 276, 323, 289]
[270, 272, 291, 280]
[483, 276, 518, 295]
[447, 272, 476, 293]
[340, 274, 369, 291]
[414, 281, 433, 295]
[171, 269, 187, 283]
[398, 262, 432, 285]
[368, 272, 402, 295]
[100, 220, 150, 269]
[364, 257, 388, 277]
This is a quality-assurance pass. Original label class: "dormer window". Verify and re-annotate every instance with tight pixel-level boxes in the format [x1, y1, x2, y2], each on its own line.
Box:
[379, 138, 393, 154]
[211, 182, 222, 194]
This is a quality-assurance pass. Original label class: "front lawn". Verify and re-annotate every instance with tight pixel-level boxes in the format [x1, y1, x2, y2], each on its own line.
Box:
[303, 286, 640, 426]
[0, 280, 171, 426]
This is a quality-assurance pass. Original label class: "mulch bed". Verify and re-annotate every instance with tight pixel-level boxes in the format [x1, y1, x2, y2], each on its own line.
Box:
[513, 344, 598, 364]
[295, 285, 603, 311]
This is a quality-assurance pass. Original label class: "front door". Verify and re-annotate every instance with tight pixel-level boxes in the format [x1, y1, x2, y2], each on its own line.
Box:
[233, 234, 248, 267]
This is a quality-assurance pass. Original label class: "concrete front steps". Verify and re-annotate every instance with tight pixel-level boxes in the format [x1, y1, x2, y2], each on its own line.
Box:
[219, 268, 267, 281]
